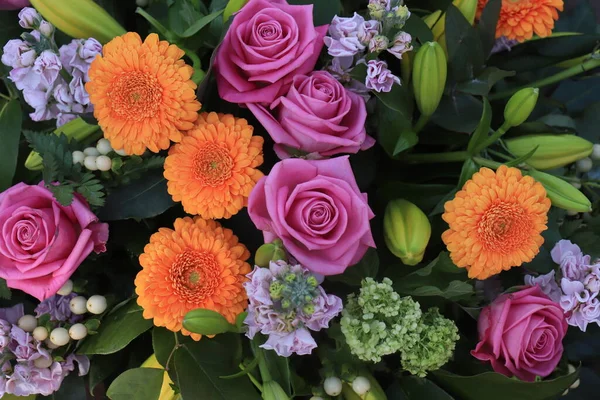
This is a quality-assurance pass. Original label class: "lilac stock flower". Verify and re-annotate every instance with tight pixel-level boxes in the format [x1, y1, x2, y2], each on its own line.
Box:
[357, 20, 380, 45]
[32, 50, 62, 87]
[364, 59, 400, 92]
[368, 35, 389, 53]
[0, 319, 11, 351]
[551, 240, 590, 281]
[324, 13, 367, 58]
[491, 37, 518, 55]
[1, 39, 36, 69]
[0, 304, 24, 325]
[524, 270, 561, 303]
[5, 363, 65, 396]
[244, 260, 342, 357]
[369, 0, 390, 10]
[18, 7, 40, 29]
[9, 325, 51, 363]
[35, 293, 83, 323]
[388, 31, 413, 60]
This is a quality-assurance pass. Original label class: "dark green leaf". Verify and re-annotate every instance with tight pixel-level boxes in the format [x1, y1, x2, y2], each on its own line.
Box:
[288, 0, 341, 26]
[375, 83, 414, 114]
[430, 189, 458, 216]
[171, 334, 260, 400]
[181, 9, 225, 37]
[445, 4, 485, 82]
[262, 349, 292, 396]
[456, 67, 515, 96]
[379, 182, 456, 214]
[431, 93, 483, 133]
[41, 373, 87, 400]
[391, 376, 454, 400]
[467, 97, 492, 154]
[168, 0, 205, 37]
[98, 170, 175, 221]
[390, 252, 473, 300]
[536, 114, 577, 130]
[394, 130, 419, 155]
[152, 327, 178, 369]
[403, 13, 434, 43]
[327, 248, 379, 286]
[89, 353, 124, 395]
[376, 86, 416, 157]
[0, 100, 22, 191]
[0, 279, 11, 300]
[78, 299, 153, 355]
[504, 146, 539, 167]
[476, 0, 502, 58]
[107, 368, 163, 400]
[135, 7, 176, 42]
[551, 76, 600, 114]
[432, 367, 580, 400]
[458, 158, 478, 187]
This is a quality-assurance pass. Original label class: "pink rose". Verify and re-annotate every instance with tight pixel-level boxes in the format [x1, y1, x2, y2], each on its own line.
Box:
[0, 183, 108, 300]
[248, 156, 375, 275]
[471, 286, 567, 382]
[249, 71, 375, 158]
[0, 0, 29, 10]
[215, 0, 328, 105]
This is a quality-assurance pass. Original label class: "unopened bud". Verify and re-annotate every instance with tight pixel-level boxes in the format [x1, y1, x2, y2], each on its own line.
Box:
[528, 170, 592, 213]
[413, 42, 447, 117]
[384, 199, 431, 265]
[369, 35, 389, 53]
[505, 134, 593, 170]
[182, 308, 236, 335]
[504, 87, 539, 128]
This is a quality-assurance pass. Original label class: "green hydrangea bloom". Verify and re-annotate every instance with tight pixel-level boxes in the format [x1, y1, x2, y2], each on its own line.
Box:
[400, 307, 460, 377]
[340, 278, 422, 363]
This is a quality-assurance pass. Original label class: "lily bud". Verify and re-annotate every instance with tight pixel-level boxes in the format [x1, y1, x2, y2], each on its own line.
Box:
[141, 354, 181, 400]
[25, 117, 100, 170]
[182, 308, 236, 335]
[384, 199, 431, 266]
[528, 170, 592, 213]
[262, 381, 290, 400]
[505, 134, 593, 170]
[504, 87, 539, 128]
[30, 0, 126, 44]
[413, 42, 447, 117]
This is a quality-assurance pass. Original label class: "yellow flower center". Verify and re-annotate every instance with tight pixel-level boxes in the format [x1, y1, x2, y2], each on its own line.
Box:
[110, 71, 162, 121]
[193, 142, 233, 187]
[170, 250, 220, 302]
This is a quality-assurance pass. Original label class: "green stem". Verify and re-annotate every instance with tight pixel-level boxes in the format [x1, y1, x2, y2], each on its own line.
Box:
[0, 93, 11, 101]
[473, 157, 503, 169]
[489, 56, 600, 100]
[183, 48, 205, 85]
[473, 121, 511, 153]
[245, 365, 263, 393]
[487, 149, 513, 161]
[401, 150, 469, 164]
[413, 114, 430, 133]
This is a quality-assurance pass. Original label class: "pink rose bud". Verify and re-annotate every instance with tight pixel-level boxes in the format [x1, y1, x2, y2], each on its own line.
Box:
[18, 7, 40, 29]
[0, 182, 109, 300]
[471, 286, 567, 382]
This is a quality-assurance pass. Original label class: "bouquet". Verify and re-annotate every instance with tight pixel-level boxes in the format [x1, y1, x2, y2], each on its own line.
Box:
[0, 0, 599, 399]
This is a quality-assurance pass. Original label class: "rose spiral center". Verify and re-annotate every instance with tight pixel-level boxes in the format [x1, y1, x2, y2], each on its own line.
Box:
[193, 142, 233, 187]
[109, 71, 162, 121]
[478, 201, 532, 252]
[170, 250, 221, 303]
[257, 21, 282, 40]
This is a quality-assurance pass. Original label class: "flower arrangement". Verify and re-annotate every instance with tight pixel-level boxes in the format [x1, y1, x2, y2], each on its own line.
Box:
[0, 0, 599, 399]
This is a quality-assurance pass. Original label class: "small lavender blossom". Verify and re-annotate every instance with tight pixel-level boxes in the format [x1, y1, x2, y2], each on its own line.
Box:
[0, 304, 24, 325]
[491, 37, 518, 55]
[551, 240, 591, 281]
[9, 325, 51, 363]
[324, 13, 367, 58]
[364, 59, 400, 92]
[0, 320, 11, 351]
[244, 260, 342, 357]
[5, 363, 64, 397]
[387, 31, 413, 60]
[35, 293, 83, 324]
[1, 39, 36, 69]
[369, 0, 390, 10]
[18, 8, 41, 30]
[524, 270, 561, 303]
[32, 50, 62, 88]
[357, 20, 381, 45]
[368, 35, 389, 53]
[326, 57, 371, 102]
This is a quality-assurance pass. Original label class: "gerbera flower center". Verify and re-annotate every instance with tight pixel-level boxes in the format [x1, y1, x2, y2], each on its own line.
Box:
[478, 201, 532, 252]
[110, 71, 162, 121]
[170, 250, 221, 302]
[193, 142, 234, 187]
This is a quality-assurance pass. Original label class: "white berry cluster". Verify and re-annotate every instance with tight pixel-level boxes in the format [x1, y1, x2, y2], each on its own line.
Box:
[19, 280, 109, 350]
[72, 138, 127, 172]
[314, 375, 371, 398]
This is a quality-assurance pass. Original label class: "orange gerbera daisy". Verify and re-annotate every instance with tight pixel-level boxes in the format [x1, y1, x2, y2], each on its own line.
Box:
[164, 112, 264, 219]
[135, 217, 251, 340]
[477, 0, 564, 42]
[442, 165, 551, 280]
[86, 32, 202, 155]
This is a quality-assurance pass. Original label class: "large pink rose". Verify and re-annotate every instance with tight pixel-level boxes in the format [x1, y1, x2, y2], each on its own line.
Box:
[0, 0, 29, 10]
[248, 156, 375, 275]
[471, 286, 567, 382]
[249, 71, 375, 159]
[0, 182, 108, 300]
[215, 0, 328, 105]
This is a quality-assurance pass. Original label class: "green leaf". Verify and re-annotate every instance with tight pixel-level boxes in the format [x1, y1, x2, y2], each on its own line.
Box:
[445, 4, 485, 83]
[504, 146, 539, 167]
[78, 299, 153, 355]
[0, 100, 22, 192]
[376, 85, 416, 157]
[224, 0, 248, 21]
[168, 0, 205, 37]
[430, 189, 458, 216]
[107, 368, 164, 400]
[432, 367, 580, 400]
[467, 97, 492, 154]
[0, 279, 11, 300]
[43, 373, 87, 400]
[327, 248, 379, 286]
[135, 7, 177, 42]
[379, 182, 456, 214]
[152, 327, 178, 369]
[390, 252, 474, 300]
[388, 376, 454, 400]
[89, 353, 123, 395]
[48, 184, 76, 207]
[431, 93, 483, 133]
[456, 67, 516, 96]
[403, 13, 434, 43]
[171, 334, 260, 400]
[98, 170, 175, 221]
[288, 0, 341, 26]
[262, 349, 292, 396]
[476, 0, 502, 58]
[458, 158, 478, 187]
[183, 308, 237, 335]
[77, 173, 106, 207]
[181, 9, 225, 37]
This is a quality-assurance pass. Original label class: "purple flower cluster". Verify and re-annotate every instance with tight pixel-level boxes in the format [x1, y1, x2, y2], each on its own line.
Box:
[323, 1, 411, 95]
[1, 8, 101, 126]
[491, 37, 518, 55]
[525, 240, 600, 332]
[0, 303, 89, 397]
[35, 293, 83, 324]
[244, 260, 342, 357]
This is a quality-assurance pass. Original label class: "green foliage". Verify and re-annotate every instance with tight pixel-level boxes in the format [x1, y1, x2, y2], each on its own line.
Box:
[23, 131, 106, 207]
[327, 248, 379, 287]
[0, 279, 11, 300]
[183, 308, 239, 335]
[0, 100, 22, 192]
[106, 368, 164, 400]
